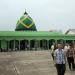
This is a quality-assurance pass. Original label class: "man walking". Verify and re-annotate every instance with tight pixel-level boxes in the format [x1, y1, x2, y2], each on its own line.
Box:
[54, 44, 66, 75]
[51, 44, 55, 60]
[67, 45, 75, 70]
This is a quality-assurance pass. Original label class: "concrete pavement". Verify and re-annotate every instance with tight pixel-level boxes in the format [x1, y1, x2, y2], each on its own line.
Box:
[0, 50, 75, 75]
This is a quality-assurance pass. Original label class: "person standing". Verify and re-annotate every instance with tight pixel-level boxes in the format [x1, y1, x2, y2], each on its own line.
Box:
[51, 44, 55, 60]
[54, 44, 66, 75]
[51, 43, 57, 60]
[73, 44, 75, 69]
[64, 44, 70, 53]
[67, 45, 75, 70]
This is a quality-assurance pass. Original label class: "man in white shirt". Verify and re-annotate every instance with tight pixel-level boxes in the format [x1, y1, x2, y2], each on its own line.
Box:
[51, 44, 55, 60]
[54, 44, 66, 75]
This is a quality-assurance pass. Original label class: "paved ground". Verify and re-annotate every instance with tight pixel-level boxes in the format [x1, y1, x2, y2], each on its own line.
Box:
[0, 50, 75, 75]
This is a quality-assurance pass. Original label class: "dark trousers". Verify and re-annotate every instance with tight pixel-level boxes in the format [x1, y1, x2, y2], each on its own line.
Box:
[67, 57, 75, 70]
[56, 64, 66, 75]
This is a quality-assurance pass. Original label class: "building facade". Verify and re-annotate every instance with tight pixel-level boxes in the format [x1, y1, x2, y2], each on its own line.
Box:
[0, 11, 75, 52]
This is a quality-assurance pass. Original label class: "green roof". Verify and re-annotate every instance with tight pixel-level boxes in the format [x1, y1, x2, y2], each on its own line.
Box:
[0, 31, 63, 37]
[0, 31, 75, 40]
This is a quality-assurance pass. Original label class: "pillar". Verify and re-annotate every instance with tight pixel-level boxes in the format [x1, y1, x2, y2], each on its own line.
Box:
[24, 40, 26, 50]
[19, 40, 20, 51]
[35, 40, 37, 50]
[1, 40, 7, 52]
[13, 40, 15, 51]
[72, 40, 74, 44]
[64, 40, 66, 45]
[28, 40, 30, 50]
[55, 40, 57, 44]
[38, 40, 40, 50]
[0, 40, 1, 51]
[47, 40, 49, 50]
[43, 40, 45, 50]
[7, 40, 9, 51]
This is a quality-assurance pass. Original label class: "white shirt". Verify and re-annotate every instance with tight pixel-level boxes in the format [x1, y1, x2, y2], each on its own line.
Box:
[51, 45, 54, 53]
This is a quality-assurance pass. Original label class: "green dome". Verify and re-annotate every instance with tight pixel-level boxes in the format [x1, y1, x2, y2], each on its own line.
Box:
[15, 11, 37, 31]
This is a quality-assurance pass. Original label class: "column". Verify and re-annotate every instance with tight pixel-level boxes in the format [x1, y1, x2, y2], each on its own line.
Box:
[8, 40, 11, 51]
[64, 40, 66, 45]
[28, 40, 30, 50]
[19, 40, 20, 51]
[7, 40, 9, 51]
[42, 40, 45, 50]
[47, 40, 49, 50]
[72, 40, 74, 46]
[24, 40, 26, 50]
[72, 40, 74, 44]
[55, 40, 57, 44]
[38, 40, 40, 50]
[0, 40, 1, 52]
[13, 40, 15, 51]
[35, 40, 37, 50]
[0, 40, 2, 52]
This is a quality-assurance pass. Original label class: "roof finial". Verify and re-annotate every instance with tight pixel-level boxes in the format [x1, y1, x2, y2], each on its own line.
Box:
[24, 9, 28, 15]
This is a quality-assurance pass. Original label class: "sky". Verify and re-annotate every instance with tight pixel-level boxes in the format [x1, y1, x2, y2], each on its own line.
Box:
[0, 0, 75, 33]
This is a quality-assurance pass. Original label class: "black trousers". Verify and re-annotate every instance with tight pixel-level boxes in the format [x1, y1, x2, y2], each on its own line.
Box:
[56, 64, 66, 75]
[67, 57, 75, 70]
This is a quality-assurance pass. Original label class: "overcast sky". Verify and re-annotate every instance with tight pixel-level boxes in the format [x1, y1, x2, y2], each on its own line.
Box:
[0, 0, 75, 33]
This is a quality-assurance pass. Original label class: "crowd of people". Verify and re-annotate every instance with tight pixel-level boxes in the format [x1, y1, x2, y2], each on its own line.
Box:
[51, 43, 75, 75]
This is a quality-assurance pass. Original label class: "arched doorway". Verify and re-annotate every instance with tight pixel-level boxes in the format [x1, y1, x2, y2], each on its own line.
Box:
[57, 39, 65, 44]
[9, 40, 14, 51]
[30, 40, 36, 50]
[40, 39, 47, 50]
[49, 39, 55, 49]
[66, 40, 73, 45]
[20, 40, 29, 50]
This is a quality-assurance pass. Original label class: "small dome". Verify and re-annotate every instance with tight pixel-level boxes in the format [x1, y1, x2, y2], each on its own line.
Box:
[15, 11, 37, 31]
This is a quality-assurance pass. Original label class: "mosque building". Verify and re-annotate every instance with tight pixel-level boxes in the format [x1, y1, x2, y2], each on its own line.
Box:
[0, 11, 75, 51]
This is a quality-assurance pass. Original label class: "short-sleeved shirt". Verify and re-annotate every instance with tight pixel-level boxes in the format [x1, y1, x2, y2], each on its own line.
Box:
[54, 49, 66, 64]
[67, 49, 74, 57]
[64, 45, 70, 52]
